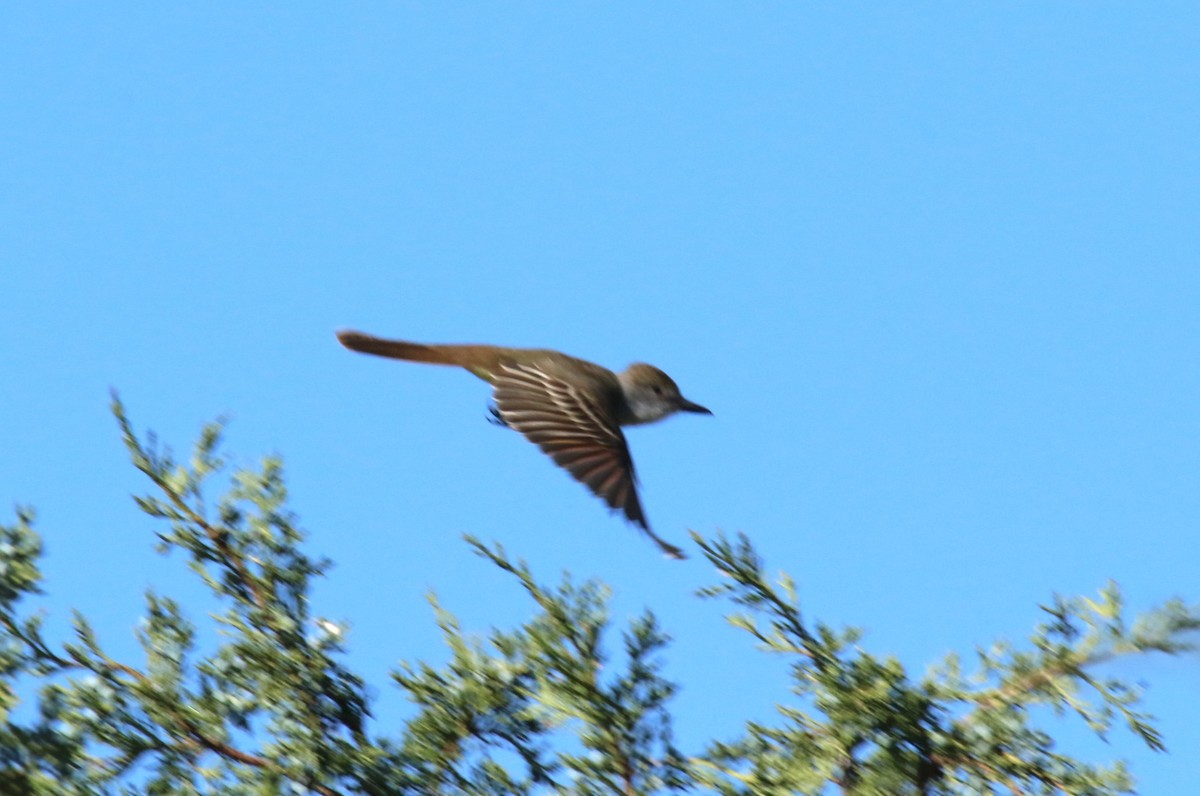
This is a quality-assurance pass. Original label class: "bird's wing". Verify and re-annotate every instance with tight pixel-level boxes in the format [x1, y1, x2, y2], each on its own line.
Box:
[492, 361, 648, 531]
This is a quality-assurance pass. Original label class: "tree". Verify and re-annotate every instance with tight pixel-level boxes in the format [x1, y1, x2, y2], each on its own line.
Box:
[0, 396, 1195, 795]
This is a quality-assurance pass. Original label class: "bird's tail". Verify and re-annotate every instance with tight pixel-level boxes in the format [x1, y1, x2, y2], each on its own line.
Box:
[336, 330, 484, 367]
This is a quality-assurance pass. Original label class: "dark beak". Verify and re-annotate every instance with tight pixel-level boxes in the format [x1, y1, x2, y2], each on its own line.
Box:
[678, 397, 713, 415]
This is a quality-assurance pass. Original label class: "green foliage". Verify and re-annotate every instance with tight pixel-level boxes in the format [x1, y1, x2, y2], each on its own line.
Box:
[0, 397, 1195, 794]
[690, 534, 1199, 795]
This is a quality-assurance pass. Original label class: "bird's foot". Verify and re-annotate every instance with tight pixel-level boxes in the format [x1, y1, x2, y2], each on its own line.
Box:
[486, 404, 510, 427]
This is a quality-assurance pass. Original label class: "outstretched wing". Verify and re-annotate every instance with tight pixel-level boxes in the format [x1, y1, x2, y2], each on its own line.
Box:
[492, 361, 647, 531]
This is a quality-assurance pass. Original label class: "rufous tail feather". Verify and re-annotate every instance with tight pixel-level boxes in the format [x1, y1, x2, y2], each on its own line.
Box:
[337, 331, 471, 366]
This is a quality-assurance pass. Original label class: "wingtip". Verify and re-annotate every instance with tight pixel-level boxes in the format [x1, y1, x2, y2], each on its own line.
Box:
[631, 514, 687, 559]
[661, 544, 687, 560]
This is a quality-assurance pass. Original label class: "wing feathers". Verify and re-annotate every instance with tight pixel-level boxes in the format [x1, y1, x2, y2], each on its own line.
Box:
[493, 363, 643, 522]
[491, 361, 685, 559]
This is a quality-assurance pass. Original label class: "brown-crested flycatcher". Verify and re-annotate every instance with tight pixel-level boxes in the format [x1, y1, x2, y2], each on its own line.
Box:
[336, 329, 711, 558]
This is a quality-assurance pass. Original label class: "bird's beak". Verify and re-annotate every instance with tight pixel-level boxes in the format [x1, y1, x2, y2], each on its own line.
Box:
[678, 397, 713, 415]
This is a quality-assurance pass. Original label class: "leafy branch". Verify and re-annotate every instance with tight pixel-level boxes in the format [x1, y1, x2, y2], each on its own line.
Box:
[0, 400, 1195, 794]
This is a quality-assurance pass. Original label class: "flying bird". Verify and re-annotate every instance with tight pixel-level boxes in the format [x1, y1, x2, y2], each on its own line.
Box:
[336, 330, 712, 558]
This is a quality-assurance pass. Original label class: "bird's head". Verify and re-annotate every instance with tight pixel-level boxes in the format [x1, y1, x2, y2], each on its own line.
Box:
[618, 363, 712, 425]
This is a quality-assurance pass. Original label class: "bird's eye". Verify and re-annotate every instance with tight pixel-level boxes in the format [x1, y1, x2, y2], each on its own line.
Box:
[652, 386, 663, 395]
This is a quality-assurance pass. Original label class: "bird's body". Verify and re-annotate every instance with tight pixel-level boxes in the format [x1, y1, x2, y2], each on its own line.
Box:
[336, 330, 711, 558]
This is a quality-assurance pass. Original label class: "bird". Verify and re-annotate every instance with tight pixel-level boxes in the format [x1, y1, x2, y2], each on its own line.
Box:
[335, 329, 712, 558]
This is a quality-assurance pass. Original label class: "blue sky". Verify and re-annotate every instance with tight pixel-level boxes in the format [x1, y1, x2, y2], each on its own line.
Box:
[2, 3, 1197, 790]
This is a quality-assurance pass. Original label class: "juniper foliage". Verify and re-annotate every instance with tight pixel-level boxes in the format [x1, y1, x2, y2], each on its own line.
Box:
[0, 397, 1194, 794]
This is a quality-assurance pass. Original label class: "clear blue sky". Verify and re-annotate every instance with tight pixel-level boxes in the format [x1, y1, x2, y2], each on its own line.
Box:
[3, 4, 1197, 790]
